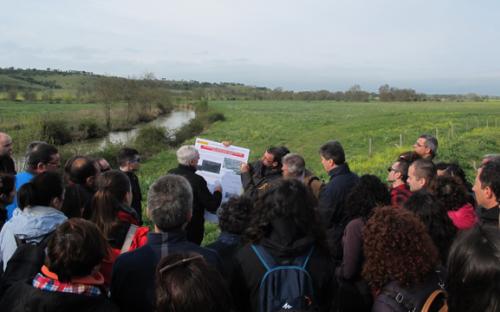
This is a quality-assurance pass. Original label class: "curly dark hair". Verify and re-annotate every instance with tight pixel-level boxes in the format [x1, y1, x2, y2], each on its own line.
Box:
[430, 175, 468, 211]
[218, 195, 253, 235]
[244, 179, 325, 246]
[404, 190, 457, 264]
[362, 206, 439, 290]
[345, 174, 390, 222]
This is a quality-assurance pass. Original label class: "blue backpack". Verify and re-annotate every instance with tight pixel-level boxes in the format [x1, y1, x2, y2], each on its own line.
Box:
[251, 244, 317, 312]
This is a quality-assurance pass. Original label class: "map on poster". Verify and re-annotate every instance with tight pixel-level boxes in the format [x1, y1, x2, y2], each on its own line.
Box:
[194, 138, 251, 222]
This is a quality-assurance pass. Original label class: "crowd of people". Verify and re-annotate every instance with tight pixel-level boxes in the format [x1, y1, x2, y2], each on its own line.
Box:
[0, 130, 499, 312]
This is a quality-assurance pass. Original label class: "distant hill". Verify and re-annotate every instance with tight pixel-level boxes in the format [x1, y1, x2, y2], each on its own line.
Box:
[0, 67, 494, 102]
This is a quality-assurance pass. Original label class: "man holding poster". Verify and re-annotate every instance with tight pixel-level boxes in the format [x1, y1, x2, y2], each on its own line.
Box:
[168, 145, 223, 245]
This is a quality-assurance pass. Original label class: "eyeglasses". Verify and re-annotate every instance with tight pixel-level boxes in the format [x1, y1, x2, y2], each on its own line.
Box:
[158, 254, 203, 273]
[387, 167, 399, 172]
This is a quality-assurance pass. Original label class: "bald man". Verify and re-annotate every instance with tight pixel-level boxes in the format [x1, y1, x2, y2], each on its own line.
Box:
[0, 132, 15, 174]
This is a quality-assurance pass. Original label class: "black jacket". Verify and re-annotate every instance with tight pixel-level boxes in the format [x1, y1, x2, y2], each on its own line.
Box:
[123, 170, 143, 224]
[111, 230, 222, 312]
[168, 164, 222, 244]
[0, 279, 118, 312]
[230, 219, 335, 312]
[480, 206, 499, 227]
[317, 163, 359, 259]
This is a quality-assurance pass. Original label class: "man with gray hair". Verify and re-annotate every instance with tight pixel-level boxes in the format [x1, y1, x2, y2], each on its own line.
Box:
[413, 134, 438, 160]
[282, 153, 323, 199]
[111, 174, 221, 312]
[168, 145, 222, 245]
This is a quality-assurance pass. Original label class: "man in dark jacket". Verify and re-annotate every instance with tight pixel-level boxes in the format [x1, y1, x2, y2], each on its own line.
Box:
[118, 148, 143, 224]
[110, 174, 222, 312]
[240, 146, 289, 199]
[317, 140, 359, 260]
[0, 132, 15, 174]
[473, 159, 500, 226]
[168, 145, 222, 245]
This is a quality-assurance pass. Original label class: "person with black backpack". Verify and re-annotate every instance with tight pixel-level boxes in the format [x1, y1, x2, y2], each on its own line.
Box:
[231, 179, 335, 312]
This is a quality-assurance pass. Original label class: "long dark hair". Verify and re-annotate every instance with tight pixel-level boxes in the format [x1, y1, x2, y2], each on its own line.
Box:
[404, 190, 457, 264]
[90, 170, 130, 238]
[244, 179, 325, 246]
[447, 226, 500, 312]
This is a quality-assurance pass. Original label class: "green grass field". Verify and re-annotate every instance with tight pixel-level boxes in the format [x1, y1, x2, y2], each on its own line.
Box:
[140, 100, 500, 184]
[137, 100, 500, 244]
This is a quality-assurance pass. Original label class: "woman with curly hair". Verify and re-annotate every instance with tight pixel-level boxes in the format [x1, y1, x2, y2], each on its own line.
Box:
[231, 179, 334, 312]
[430, 175, 477, 230]
[363, 206, 445, 312]
[404, 190, 457, 264]
[335, 175, 390, 311]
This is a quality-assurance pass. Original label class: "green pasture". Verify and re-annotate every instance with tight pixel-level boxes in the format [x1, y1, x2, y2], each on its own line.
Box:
[140, 100, 500, 185]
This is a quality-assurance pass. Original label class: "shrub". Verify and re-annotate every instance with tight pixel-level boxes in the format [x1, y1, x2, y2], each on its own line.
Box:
[78, 119, 106, 139]
[41, 119, 72, 145]
[134, 126, 172, 157]
[171, 119, 204, 146]
[208, 112, 225, 123]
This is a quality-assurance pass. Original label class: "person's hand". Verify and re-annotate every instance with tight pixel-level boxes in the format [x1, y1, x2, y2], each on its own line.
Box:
[240, 163, 250, 173]
[214, 180, 222, 193]
[222, 140, 232, 147]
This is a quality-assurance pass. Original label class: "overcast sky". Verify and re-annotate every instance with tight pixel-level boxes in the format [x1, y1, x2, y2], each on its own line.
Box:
[1, 0, 499, 94]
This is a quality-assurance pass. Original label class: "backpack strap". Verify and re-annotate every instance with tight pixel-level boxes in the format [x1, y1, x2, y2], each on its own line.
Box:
[382, 286, 417, 312]
[251, 244, 315, 271]
[120, 224, 138, 254]
[14, 231, 54, 247]
[251, 244, 275, 270]
[421, 289, 447, 312]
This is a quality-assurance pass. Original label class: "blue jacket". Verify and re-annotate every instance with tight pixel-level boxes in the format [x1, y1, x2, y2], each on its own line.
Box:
[6, 171, 34, 220]
[0, 205, 67, 270]
[110, 230, 222, 312]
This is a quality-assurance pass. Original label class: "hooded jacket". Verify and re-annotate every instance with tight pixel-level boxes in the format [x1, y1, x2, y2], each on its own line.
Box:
[0, 205, 67, 270]
[447, 203, 478, 230]
[231, 218, 335, 312]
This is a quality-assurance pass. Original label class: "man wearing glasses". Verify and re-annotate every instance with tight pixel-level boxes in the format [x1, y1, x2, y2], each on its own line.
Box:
[387, 160, 412, 209]
[413, 134, 438, 161]
[5, 142, 60, 220]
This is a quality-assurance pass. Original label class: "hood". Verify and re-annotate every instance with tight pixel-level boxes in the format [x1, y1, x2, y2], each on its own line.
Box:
[9, 206, 67, 243]
[260, 217, 315, 260]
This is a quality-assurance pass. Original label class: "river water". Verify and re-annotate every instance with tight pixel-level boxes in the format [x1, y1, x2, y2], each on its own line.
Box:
[14, 110, 195, 169]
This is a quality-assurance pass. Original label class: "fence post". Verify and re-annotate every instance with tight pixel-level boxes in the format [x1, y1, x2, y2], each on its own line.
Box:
[400, 134, 403, 147]
[451, 123, 454, 138]
[486, 119, 489, 128]
[368, 138, 372, 157]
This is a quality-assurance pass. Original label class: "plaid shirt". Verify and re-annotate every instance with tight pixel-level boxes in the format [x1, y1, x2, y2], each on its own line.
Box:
[33, 273, 102, 297]
[390, 184, 412, 209]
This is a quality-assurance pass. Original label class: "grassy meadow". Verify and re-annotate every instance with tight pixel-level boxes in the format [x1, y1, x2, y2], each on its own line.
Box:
[137, 100, 500, 244]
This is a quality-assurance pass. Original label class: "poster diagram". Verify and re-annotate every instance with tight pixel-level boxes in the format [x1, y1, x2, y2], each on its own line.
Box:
[194, 138, 251, 222]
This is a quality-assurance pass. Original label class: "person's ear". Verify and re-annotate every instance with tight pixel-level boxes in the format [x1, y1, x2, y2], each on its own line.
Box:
[86, 176, 95, 188]
[51, 197, 63, 210]
[484, 186, 493, 199]
[36, 162, 47, 173]
[394, 171, 403, 180]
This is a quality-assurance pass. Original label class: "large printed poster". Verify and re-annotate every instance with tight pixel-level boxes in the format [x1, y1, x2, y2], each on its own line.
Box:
[194, 138, 250, 222]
